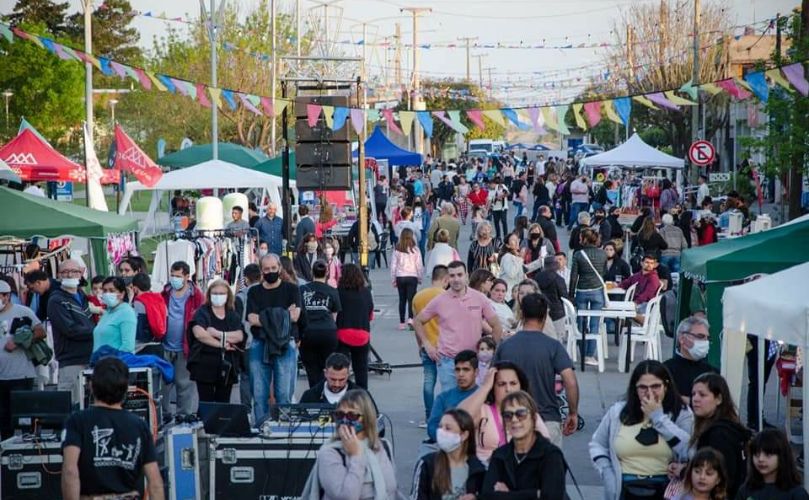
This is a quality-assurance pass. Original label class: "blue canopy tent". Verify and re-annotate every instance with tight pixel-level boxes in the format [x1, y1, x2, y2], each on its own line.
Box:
[353, 126, 422, 166]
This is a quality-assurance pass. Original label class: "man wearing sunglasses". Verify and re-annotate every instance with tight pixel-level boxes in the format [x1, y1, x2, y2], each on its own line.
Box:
[663, 316, 716, 405]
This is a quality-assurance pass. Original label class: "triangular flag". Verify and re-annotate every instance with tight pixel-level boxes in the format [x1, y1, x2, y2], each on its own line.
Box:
[664, 90, 696, 106]
[0, 23, 13, 43]
[766, 68, 794, 92]
[274, 99, 289, 116]
[541, 107, 559, 132]
[399, 111, 416, 135]
[98, 57, 114, 76]
[238, 93, 262, 115]
[572, 103, 587, 129]
[699, 83, 723, 96]
[583, 102, 602, 127]
[447, 110, 470, 134]
[112, 124, 163, 188]
[12, 27, 43, 48]
[260, 97, 274, 116]
[133, 68, 152, 90]
[109, 61, 128, 78]
[526, 108, 541, 131]
[83, 122, 108, 212]
[307, 103, 322, 127]
[555, 105, 571, 135]
[604, 100, 623, 124]
[156, 75, 175, 93]
[350, 108, 365, 135]
[735, 78, 752, 92]
[78, 51, 101, 70]
[632, 95, 658, 109]
[382, 108, 402, 134]
[613, 98, 631, 126]
[196, 84, 210, 106]
[208, 87, 222, 108]
[367, 109, 380, 123]
[482, 109, 505, 126]
[744, 72, 769, 103]
[322, 105, 334, 128]
[716, 79, 752, 100]
[679, 80, 699, 101]
[502, 109, 530, 130]
[333, 107, 349, 131]
[647, 92, 680, 110]
[221, 89, 237, 110]
[465, 110, 485, 131]
[782, 63, 809, 97]
[416, 111, 433, 138]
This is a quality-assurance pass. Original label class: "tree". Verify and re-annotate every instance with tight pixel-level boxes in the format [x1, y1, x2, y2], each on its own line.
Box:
[5, 0, 69, 35]
[66, 0, 141, 62]
[0, 21, 84, 147]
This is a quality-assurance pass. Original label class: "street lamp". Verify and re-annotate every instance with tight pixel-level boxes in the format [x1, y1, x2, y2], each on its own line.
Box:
[2, 90, 12, 131]
[109, 99, 118, 127]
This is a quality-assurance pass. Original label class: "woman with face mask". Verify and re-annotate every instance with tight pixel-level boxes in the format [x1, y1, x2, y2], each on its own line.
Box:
[188, 280, 245, 404]
[323, 238, 342, 288]
[411, 408, 486, 500]
[294, 234, 323, 283]
[92, 277, 137, 354]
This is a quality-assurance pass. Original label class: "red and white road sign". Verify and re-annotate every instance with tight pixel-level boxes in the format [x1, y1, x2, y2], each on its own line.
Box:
[688, 140, 715, 166]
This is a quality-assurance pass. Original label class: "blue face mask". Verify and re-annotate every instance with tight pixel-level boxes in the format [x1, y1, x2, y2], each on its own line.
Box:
[101, 292, 120, 308]
[169, 277, 185, 290]
[336, 418, 363, 433]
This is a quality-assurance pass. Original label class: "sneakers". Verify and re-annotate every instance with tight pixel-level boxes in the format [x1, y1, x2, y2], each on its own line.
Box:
[417, 421, 427, 429]
[398, 323, 406, 330]
[584, 356, 599, 367]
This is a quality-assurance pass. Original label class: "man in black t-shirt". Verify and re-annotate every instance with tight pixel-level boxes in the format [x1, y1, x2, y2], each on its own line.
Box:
[663, 316, 716, 405]
[62, 357, 163, 500]
[300, 260, 341, 387]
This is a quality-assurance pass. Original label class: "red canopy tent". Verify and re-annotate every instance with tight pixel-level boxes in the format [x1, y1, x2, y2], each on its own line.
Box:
[0, 129, 84, 182]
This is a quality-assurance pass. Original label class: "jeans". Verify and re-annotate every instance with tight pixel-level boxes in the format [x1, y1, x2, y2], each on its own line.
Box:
[437, 356, 457, 392]
[660, 255, 680, 273]
[420, 349, 438, 421]
[513, 201, 524, 218]
[0, 378, 33, 439]
[248, 339, 298, 422]
[396, 276, 419, 323]
[338, 341, 370, 389]
[531, 201, 542, 222]
[568, 202, 590, 229]
[162, 351, 197, 417]
[352, 252, 376, 270]
[491, 210, 508, 241]
[575, 289, 605, 357]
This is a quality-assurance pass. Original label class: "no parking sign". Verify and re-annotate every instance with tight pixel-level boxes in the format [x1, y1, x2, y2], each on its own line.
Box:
[688, 140, 715, 166]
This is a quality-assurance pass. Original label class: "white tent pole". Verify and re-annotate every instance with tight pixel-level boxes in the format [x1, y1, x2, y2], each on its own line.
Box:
[805, 311, 809, 491]
[758, 336, 765, 432]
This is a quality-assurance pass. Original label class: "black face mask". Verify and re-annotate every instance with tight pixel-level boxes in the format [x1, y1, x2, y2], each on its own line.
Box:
[264, 272, 280, 284]
[530, 234, 542, 240]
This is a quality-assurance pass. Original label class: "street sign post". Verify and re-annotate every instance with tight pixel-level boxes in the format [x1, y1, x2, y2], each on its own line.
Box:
[56, 181, 73, 201]
[688, 140, 716, 166]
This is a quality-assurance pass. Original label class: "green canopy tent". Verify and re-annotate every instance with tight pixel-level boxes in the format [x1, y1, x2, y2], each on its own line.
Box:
[678, 215, 809, 367]
[0, 187, 139, 276]
[157, 143, 270, 169]
[252, 151, 297, 180]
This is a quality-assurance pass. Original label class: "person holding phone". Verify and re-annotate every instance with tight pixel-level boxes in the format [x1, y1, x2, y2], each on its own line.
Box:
[307, 389, 397, 500]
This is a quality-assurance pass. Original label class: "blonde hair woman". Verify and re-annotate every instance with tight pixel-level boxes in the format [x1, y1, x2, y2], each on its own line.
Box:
[424, 228, 461, 280]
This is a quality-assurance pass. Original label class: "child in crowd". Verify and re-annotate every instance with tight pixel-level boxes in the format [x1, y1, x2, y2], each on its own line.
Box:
[475, 336, 496, 387]
[470, 205, 486, 241]
[87, 275, 106, 323]
[736, 429, 809, 500]
[673, 447, 727, 500]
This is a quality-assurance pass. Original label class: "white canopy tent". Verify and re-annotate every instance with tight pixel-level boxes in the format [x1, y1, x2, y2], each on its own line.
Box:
[119, 159, 292, 235]
[722, 261, 809, 489]
[580, 133, 685, 168]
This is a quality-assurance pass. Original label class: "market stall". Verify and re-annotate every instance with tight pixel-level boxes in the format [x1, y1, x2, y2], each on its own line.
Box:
[119, 159, 290, 235]
[157, 142, 270, 170]
[0, 186, 139, 276]
[0, 128, 82, 182]
[722, 262, 809, 490]
[352, 126, 422, 179]
[252, 151, 297, 180]
[678, 215, 809, 367]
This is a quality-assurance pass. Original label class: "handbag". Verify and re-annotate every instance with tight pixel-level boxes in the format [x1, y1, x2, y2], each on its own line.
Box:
[663, 478, 685, 499]
[579, 250, 611, 307]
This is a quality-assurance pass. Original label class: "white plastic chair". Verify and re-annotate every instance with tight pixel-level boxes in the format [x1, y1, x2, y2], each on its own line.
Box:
[613, 282, 637, 348]
[563, 297, 606, 373]
[618, 296, 663, 372]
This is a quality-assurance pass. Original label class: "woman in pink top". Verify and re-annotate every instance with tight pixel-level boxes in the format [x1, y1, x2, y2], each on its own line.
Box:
[458, 361, 550, 465]
[322, 237, 342, 288]
[315, 203, 337, 238]
[391, 228, 423, 330]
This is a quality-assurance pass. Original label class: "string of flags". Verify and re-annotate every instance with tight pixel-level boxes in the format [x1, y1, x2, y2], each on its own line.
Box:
[1, 22, 808, 139]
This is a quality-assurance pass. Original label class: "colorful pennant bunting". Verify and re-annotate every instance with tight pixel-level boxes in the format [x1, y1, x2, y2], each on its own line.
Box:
[782, 63, 809, 97]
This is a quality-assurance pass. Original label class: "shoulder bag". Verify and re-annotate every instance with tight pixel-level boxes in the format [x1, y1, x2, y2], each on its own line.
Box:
[579, 250, 610, 307]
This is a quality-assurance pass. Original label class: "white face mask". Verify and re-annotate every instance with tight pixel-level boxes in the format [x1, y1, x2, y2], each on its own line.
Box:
[210, 293, 228, 307]
[688, 340, 710, 360]
[61, 278, 80, 289]
[0, 299, 6, 309]
[436, 428, 463, 453]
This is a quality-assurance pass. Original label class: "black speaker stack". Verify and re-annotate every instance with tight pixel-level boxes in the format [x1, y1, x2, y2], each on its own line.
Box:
[294, 95, 353, 191]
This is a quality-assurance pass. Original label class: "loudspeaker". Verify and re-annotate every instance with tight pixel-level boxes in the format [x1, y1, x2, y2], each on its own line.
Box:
[295, 94, 353, 190]
[295, 119, 350, 142]
[296, 165, 352, 191]
[294, 95, 350, 118]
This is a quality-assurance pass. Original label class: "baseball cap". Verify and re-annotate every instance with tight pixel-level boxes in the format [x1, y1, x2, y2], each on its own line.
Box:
[0, 281, 11, 293]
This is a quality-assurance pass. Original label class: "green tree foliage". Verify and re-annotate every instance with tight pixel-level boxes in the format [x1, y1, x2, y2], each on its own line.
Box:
[0, 21, 83, 146]
[66, 0, 141, 62]
[419, 80, 505, 154]
[5, 0, 69, 35]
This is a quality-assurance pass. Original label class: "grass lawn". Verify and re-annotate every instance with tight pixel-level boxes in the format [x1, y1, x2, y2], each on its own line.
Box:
[70, 189, 155, 212]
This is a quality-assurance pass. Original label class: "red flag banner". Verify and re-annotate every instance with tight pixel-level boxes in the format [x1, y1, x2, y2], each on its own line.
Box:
[113, 125, 163, 187]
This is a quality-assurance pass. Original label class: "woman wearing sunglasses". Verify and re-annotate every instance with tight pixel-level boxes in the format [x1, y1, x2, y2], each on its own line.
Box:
[411, 408, 485, 500]
[481, 390, 567, 499]
[588, 360, 693, 500]
[305, 389, 397, 499]
[458, 361, 549, 465]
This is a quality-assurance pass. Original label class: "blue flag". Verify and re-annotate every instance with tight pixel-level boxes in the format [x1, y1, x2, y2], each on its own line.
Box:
[417, 111, 433, 138]
[744, 71, 769, 103]
[614, 97, 632, 125]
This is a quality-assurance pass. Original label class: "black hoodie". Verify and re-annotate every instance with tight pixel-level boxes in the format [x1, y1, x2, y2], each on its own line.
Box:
[482, 432, 567, 499]
[47, 287, 95, 366]
[697, 418, 751, 499]
[535, 267, 567, 321]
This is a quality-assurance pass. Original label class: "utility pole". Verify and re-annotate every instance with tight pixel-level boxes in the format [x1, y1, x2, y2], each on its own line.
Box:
[208, 0, 220, 160]
[296, 0, 301, 58]
[789, 0, 809, 220]
[484, 66, 495, 98]
[474, 53, 488, 88]
[394, 23, 402, 88]
[626, 24, 634, 140]
[81, 0, 93, 140]
[458, 36, 478, 82]
[400, 6, 431, 156]
[358, 22, 368, 269]
[690, 0, 701, 156]
[270, 0, 276, 155]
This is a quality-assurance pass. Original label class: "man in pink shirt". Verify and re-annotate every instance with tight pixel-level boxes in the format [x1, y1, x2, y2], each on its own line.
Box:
[413, 260, 502, 391]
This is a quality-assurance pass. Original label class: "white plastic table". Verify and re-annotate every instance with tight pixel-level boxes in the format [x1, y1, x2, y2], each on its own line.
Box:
[576, 301, 637, 372]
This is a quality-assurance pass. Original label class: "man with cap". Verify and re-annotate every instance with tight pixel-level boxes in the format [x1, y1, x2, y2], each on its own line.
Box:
[47, 259, 96, 403]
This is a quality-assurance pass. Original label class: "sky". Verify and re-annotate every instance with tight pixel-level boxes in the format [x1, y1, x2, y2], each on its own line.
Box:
[0, 0, 799, 107]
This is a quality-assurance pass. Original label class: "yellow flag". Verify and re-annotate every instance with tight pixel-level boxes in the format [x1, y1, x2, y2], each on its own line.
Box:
[664, 90, 696, 106]
[632, 95, 658, 109]
[572, 103, 587, 129]
[274, 99, 289, 116]
[322, 105, 334, 128]
[482, 109, 505, 126]
[699, 83, 723, 96]
[604, 100, 623, 124]
[208, 87, 222, 108]
[766, 68, 794, 92]
[735, 78, 752, 92]
[146, 72, 167, 91]
[541, 107, 559, 131]
[399, 111, 416, 136]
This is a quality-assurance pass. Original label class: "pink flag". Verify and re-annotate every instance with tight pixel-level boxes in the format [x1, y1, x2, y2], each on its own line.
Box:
[646, 92, 680, 111]
[466, 109, 485, 130]
[196, 84, 211, 107]
[432, 110, 457, 131]
[133, 68, 152, 90]
[382, 109, 403, 135]
[350, 108, 365, 135]
[716, 80, 752, 100]
[583, 102, 602, 128]
[782, 63, 809, 96]
[307, 104, 322, 127]
[260, 97, 274, 116]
